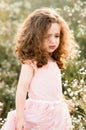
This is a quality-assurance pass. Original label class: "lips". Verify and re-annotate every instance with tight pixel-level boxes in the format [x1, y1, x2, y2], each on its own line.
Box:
[49, 45, 56, 49]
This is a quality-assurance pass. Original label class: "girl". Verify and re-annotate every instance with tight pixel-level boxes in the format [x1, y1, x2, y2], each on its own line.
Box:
[2, 7, 77, 130]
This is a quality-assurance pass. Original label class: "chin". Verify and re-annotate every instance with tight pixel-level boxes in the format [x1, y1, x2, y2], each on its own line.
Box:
[48, 49, 56, 53]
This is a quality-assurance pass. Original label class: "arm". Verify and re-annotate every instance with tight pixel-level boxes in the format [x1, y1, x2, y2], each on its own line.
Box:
[16, 63, 34, 130]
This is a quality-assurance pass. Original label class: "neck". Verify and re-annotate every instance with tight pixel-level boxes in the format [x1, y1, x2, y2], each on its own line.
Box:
[48, 54, 55, 62]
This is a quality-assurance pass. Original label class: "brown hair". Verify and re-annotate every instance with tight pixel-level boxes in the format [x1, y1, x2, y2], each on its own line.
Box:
[14, 7, 78, 69]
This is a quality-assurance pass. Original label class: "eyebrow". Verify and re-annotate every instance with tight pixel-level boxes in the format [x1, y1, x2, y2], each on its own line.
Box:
[47, 33, 60, 35]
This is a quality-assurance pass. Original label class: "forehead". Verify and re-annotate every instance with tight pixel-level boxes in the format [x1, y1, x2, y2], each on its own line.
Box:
[47, 23, 60, 34]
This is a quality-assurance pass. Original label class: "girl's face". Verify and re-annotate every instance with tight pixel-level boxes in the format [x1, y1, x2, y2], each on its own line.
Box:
[43, 23, 60, 53]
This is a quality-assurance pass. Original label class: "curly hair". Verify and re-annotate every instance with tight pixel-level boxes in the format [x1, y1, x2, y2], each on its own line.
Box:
[14, 7, 78, 69]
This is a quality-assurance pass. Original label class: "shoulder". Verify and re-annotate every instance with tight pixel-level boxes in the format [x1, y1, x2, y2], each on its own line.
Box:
[17, 62, 34, 90]
[23, 59, 37, 71]
[20, 60, 34, 77]
[22, 63, 34, 72]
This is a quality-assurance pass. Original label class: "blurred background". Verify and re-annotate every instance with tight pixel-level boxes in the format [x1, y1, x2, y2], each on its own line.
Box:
[0, 0, 86, 129]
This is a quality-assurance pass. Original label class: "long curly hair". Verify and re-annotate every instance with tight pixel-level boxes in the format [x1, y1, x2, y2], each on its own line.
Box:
[14, 7, 78, 69]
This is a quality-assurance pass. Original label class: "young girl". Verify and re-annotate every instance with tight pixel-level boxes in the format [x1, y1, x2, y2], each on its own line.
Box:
[2, 7, 77, 130]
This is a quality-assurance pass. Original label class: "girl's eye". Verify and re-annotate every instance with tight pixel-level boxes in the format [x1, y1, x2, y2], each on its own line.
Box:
[44, 35, 60, 39]
[44, 35, 50, 39]
[55, 35, 60, 38]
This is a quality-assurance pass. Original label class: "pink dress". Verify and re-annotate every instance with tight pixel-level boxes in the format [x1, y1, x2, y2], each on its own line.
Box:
[1, 61, 72, 130]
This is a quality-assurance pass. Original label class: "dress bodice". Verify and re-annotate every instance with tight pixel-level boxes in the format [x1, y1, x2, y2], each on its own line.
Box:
[28, 61, 63, 101]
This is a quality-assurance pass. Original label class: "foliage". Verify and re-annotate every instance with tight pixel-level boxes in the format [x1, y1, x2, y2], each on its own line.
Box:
[62, 59, 86, 129]
[0, 0, 86, 129]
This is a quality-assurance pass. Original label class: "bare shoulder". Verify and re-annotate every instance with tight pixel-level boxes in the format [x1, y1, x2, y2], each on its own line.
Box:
[17, 63, 34, 90]
[21, 63, 34, 77]
[22, 63, 34, 71]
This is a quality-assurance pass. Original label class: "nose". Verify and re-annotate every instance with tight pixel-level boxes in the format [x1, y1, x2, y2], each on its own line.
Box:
[49, 36, 56, 44]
